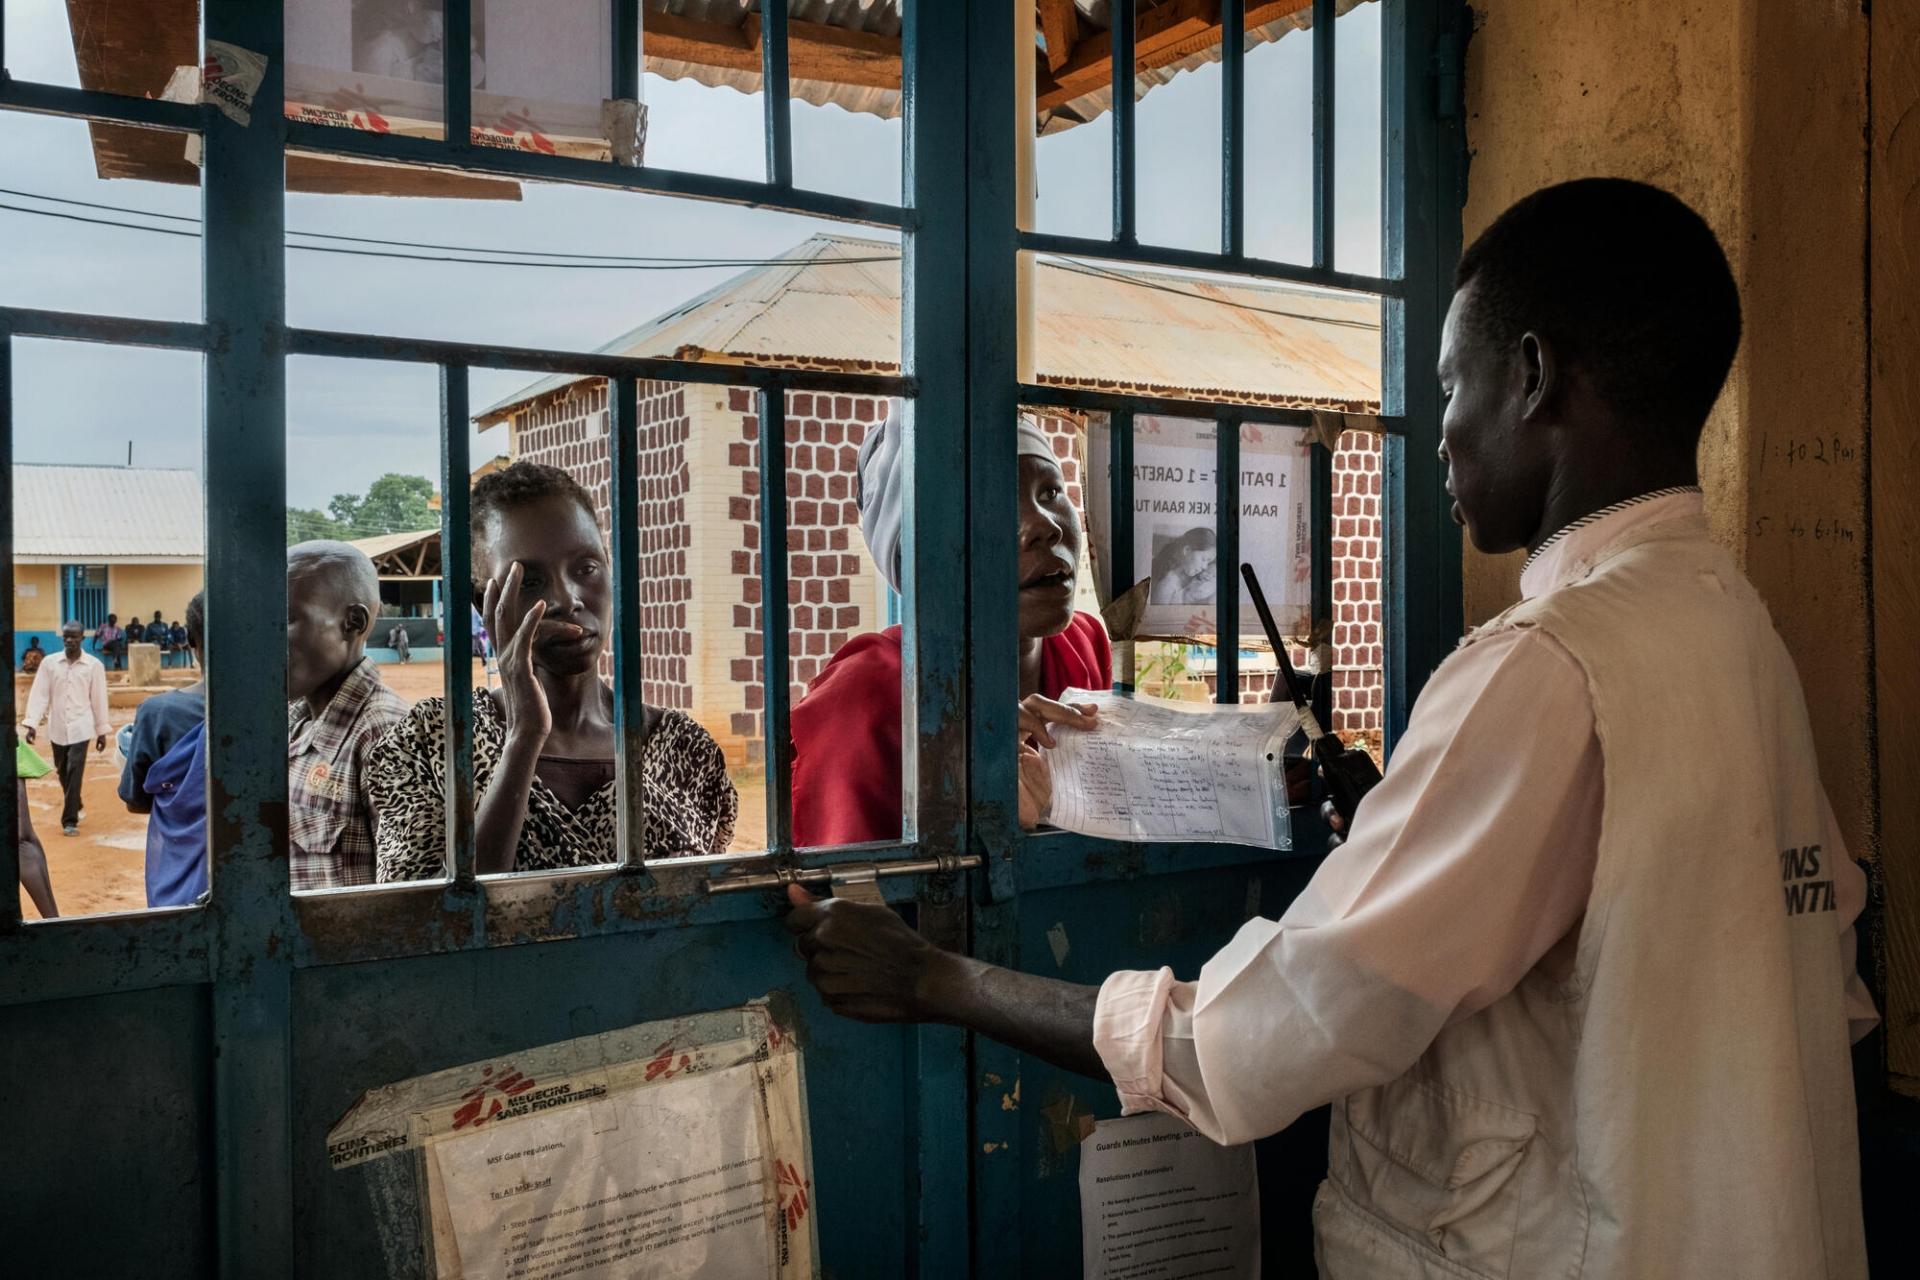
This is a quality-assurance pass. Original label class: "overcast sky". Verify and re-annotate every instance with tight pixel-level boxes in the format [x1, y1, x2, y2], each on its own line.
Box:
[1, 1, 1379, 515]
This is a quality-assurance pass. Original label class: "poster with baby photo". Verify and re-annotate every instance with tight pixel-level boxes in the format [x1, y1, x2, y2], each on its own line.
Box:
[286, 0, 618, 159]
[1088, 415, 1311, 643]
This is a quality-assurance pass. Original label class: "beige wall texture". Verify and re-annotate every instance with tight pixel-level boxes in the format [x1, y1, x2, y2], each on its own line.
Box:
[1465, 0, 1917, 1082]
[109, 564, 205, 631]
[12, 566, 60, 633]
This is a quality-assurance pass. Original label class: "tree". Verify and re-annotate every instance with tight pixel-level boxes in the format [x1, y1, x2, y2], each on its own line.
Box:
[287, 473, 436, 545]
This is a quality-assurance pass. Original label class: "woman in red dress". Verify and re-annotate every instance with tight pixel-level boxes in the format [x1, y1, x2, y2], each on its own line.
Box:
[790, 407, 1110, 846]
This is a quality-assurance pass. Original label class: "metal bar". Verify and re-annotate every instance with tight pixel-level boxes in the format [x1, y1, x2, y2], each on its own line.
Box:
[1312, 0, 1337, 270]
[1017, 231, 1403, 296]
[606, 376, 652, 873]
[1312, 432, 1334, 636]
[1215, 413, 1242, 703]
[1111, 0, 1136, 244]
[286, 325, 913, 393]
[612, 0, 642, 102]
[0, 326, 17, 928]
[705, 853, 982, 895]
[440, 364, 476, 886]
[755, 389, 795, 856]
[762, 0, 794, 189]
[899, 0, 970, 862]
[1221, 0, 1246, 258]
[201, 0, 290, 1270]
[0, 79, 206, 131]
[0, 909, 214, 1007]
[0, 308, 208, 352]
[1108, 405, 1135, 691]
[443, 0, 471, 148]
[1380, 0, 1463, 752]
[1020, 380, 1406, 432]
[283, 123, 907, 227]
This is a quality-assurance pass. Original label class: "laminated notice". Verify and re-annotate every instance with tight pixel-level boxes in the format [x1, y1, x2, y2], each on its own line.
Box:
[328, 1002, 816, 1280]
[1044, 689, 1296, 849]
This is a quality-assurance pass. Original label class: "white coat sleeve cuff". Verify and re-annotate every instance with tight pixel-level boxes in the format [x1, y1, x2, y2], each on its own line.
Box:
[1093, 967, 1186, 1117]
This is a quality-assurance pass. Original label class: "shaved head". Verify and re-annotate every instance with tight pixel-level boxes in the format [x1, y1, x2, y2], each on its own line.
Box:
[287, 540, 382, 613]
[287, 541, 384, 704]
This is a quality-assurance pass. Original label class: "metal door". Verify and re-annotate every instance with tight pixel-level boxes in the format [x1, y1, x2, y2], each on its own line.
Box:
[0, 1, 1463, 1275]
[957, 3, 1465, 1270]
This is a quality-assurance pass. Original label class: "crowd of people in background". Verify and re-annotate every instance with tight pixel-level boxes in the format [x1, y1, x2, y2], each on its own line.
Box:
[84, 611, 195, 672]
[10, 431, 1096, 916]
[11, 461, 741, 916]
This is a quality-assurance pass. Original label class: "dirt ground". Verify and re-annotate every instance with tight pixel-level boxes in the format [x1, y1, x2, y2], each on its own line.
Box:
[19, 658, 769, 920]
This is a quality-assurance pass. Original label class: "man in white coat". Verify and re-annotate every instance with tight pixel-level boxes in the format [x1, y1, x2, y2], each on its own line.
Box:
[21, 619, 111, 837]
[784, 179, 1875, 1277]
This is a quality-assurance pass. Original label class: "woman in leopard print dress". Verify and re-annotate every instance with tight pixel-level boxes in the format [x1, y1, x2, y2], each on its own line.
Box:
[368, 462, 736, 879]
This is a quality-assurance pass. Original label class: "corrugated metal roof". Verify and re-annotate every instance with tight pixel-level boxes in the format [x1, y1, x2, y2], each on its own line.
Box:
[478, 232, 1379, 424]
[11, 464, 204, 564]
[645, 1, 1369, 135]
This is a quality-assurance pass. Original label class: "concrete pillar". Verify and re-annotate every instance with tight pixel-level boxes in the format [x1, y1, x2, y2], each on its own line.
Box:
[128, 642, 161, 687]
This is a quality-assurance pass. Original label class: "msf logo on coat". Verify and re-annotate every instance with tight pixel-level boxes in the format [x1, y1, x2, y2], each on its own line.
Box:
[1779, 844, 1838, 916]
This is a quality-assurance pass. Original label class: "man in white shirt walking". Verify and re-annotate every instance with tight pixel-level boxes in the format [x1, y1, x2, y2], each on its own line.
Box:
[21, 620, 111, 836]
[783, 179, 1873, 1277]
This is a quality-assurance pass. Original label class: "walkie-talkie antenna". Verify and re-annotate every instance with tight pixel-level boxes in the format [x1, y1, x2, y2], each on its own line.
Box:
[1240, 562, 1382, 825]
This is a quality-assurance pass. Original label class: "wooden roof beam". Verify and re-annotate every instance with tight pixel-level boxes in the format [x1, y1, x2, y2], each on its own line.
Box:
[1038, 0, 1081, 74]
[1036, 0, 1314, 114]
[649, 11, 902, 92]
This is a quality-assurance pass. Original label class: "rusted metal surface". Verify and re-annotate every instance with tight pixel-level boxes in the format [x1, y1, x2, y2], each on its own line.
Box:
[478, 233, 1381, 425]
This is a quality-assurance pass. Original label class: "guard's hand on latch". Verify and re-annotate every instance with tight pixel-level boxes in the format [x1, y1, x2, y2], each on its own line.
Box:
[785, 884, 954, 1024]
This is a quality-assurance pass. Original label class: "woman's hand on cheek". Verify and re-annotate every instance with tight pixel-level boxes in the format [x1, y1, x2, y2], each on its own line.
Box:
[483, 563, 553, 745]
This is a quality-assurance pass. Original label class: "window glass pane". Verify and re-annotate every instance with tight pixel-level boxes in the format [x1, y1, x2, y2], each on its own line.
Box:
[1333, 0, 1383, 276]
[285, 181, 902, 362]
[782, 389, 904, 850]
[463, 373, 745, 872]
[286, 356, 454, 891]
[1026, 253, 1382, 408]
[1327, 427, 1384, 759]
[0, 114, 201, 322]
[1244, 23, 1315, 265]
[285, 0, 612, 151]
[10, 339, 205, 920]
[1031, 0, 1107, 237]
[11, 0, 196, 95]
[1134, 2, 1222, 254]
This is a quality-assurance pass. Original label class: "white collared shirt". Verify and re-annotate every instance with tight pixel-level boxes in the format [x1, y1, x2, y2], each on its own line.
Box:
[23, 648, 112, 747]
[1089, 489, 1871, 1143]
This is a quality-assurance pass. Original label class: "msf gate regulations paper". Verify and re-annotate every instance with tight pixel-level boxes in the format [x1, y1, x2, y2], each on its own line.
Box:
[1079, 1112, 1259, 1280]
[1045, 689, 1298, 850]
[328, 1002, 816, 1280]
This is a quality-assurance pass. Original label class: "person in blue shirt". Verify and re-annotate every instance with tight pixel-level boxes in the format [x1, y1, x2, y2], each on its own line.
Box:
[119, 592, 208, 906]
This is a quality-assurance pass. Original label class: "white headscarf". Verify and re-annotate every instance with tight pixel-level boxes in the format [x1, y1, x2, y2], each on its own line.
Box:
[857, 401, 1058, 593]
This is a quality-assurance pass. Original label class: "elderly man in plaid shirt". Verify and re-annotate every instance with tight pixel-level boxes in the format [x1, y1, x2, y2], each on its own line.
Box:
[287, 542, 409, 890]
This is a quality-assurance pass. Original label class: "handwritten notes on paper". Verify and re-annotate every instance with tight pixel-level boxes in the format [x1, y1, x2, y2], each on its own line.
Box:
[1046, 689, 1297, 850]
[1079, 1112, 1260, 1280]
[327, 1003, 815, 1280]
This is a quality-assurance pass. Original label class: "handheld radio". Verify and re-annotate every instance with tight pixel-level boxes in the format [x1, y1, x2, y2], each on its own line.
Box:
[1239, 563, 1382, 829]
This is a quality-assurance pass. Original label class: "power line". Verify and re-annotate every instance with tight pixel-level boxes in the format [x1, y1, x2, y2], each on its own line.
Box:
[0, 197, 899, 271]
[2, 184, 1374, 323]
[1050, 258, 1381, 330]
[0, 185, 892, 264]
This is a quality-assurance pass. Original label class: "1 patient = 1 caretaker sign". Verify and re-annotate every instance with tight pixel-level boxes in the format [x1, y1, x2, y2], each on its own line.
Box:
[1088, 415, 1312, 642]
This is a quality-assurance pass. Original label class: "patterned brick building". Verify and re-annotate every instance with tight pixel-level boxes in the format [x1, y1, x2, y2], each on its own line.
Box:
[478, 236, 1387, 765]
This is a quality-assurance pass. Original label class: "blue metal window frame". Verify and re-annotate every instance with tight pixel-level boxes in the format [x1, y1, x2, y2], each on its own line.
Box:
[0, 0, 1464, 1270]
